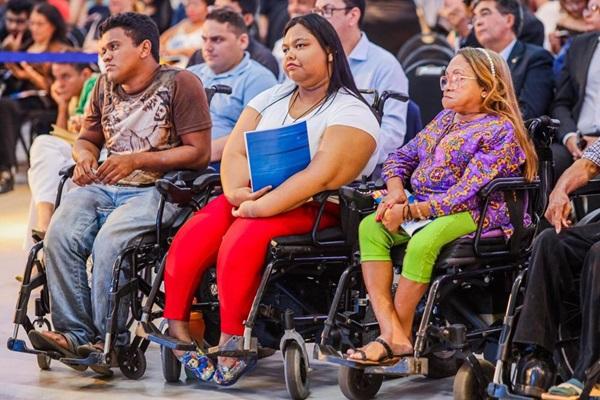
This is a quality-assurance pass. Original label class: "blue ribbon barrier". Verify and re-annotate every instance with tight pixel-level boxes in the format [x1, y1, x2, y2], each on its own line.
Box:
[0, 51, 98, 64]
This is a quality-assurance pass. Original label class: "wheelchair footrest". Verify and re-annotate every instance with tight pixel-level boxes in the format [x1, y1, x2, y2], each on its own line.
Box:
[487, 382, 533, 399]
[7, 337, 61, 359]
[61, 351, 105, 366]
[207, 336, 258, 357]
[138, 321, 196, 351]
[364, 357, 429, 376]
[314, 343, 342, 361]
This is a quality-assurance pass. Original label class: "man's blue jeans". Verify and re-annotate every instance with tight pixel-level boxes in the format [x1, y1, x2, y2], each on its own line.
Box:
[44, 183, 178, 348]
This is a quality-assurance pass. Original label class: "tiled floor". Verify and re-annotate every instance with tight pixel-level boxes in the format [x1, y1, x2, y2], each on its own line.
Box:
[0, 178, 455, 400]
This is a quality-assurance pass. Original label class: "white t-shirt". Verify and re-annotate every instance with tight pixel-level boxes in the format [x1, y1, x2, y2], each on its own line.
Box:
[247, 82, 380, 178]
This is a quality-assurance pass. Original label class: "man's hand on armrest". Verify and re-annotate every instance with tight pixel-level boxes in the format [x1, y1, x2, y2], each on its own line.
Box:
[545, 159, 600, 233]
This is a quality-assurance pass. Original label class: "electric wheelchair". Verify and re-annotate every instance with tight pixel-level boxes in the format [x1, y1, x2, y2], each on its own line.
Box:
[312, 116, 561, 400]
[134, 90, 409, 399]
[6, 84, 232, 379]
[487, 180, 600, 400]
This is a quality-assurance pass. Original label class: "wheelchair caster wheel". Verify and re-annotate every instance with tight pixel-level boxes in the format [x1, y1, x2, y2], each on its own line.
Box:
[37, 353, 51, 370]
[338, 365, 383, 400]
[118, 347, 146, 380]
[453, 359, 495, 400]
[161, 345, 181, 382]
[284, 342, 310, 400]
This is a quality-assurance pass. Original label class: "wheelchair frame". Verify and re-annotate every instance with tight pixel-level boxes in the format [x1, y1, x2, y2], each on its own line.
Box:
[7, 85, 232, 378]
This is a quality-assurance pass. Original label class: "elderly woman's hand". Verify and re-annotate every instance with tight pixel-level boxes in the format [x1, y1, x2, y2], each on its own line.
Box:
[376, 189, 408, 222]
[381, 203, 408, 233]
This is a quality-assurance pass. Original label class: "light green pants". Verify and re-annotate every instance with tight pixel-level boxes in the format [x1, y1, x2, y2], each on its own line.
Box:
[358, 212, 477, 283]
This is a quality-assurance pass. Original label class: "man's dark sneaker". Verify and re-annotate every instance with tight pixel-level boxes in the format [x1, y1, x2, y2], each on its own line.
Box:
[0, 169, 14, 194]
[514, 349, 557, 398]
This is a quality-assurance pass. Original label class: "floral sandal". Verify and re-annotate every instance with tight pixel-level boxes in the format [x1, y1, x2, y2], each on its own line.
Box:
[542, 378, 584, 400]
[213, 357, 257, 387]
[177, 348, 215, 382]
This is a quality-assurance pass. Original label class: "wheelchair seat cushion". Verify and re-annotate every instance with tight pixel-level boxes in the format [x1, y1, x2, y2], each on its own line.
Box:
[269, 227, 351, 257]
[271, 227, 345, 247]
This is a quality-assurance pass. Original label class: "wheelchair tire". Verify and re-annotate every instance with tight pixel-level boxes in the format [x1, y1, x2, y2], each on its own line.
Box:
[426, 350, 464, 378]
[338, 366, 383, 400]
[452, 359, 495, 400]
[284, 342, 310, 400]
[37, 353, 51, 370]
[161, 344, 181, 383]
[118, 347, 146, 380]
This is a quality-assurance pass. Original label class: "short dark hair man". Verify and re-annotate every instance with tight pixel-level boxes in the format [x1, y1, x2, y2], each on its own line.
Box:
[0, 0, 32, 49]
[188, 9, 276, 164]
[472, 0, 554, 120]
[28, 13, 212, 363]
[188, 0, 279, 78]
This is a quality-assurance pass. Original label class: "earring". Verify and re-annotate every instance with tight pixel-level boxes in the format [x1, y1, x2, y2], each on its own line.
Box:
[328, 54, 333, 62]
[481, 93, 487, 98]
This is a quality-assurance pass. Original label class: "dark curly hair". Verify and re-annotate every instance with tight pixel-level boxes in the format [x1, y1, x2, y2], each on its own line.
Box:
[99, 12, 160, 62]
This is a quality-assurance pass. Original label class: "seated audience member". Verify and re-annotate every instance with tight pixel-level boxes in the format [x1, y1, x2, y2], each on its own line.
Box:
[1, 0, 32, 51]
[159, 0, 208, 66]
[548, 0, 588, 54]
[27, 13, 211, 366]
[551, 0, 600, 179]
[314, 0, 408, 168]
[472, 0, 554, 120]
[188, 0, 279, 78]
[272, 0, 315, 73]
[439, 0, 471, 50]
[82, 0, 137, 53]
[26, 61, 97, 245]
[138, 0, 173, 33]
[188, 9, 277, 166]
[511, 141, 600, 399]
[162, 13, 380, 385]
[258, 0, 289, 49]
[0, 2, 70, 195]
[347, 47, 537, 363]
[532, 0, 561, 50]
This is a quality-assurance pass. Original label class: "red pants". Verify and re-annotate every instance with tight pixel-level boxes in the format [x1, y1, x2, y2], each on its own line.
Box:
[163, 195, 339, 335]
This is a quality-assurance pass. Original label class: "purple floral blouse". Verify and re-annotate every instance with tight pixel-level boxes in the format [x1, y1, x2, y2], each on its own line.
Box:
[382, 109, 527, 237]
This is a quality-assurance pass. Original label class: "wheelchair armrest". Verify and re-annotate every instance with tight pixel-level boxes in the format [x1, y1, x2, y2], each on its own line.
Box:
[162, 169, 211, 184]
[478, 177, 540, 197]
[571, 178, 600, 198]
[310, 190, 342, 245]
[59, 164, 76, 177]
[192, 171, 221, 194]
[474, 177, 541, 258]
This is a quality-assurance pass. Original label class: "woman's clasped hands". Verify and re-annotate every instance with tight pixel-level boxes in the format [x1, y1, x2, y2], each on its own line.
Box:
[228, 186, 272, 218]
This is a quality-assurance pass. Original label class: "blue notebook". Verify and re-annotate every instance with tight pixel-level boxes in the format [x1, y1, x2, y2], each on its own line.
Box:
[245, 121, 311, 191]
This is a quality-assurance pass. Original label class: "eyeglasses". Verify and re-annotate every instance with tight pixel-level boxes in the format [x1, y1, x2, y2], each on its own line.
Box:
[311, 5, 352, 18]
[439, 73, 478, 91]
[583, 3, 600, 15]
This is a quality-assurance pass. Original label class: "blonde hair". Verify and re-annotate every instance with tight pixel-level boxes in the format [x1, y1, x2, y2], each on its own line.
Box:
[457, 47, 538, 181]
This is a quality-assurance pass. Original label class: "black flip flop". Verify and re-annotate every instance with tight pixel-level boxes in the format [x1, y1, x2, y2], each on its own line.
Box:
[344, 337, 408, 366]
[28, 330, 87, 371]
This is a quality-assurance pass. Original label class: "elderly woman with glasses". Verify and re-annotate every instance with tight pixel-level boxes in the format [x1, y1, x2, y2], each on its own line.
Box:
[346, 47, 539, 364]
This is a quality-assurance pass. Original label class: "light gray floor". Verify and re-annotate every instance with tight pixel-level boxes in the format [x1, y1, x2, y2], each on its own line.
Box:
[0, 177, 455, 400]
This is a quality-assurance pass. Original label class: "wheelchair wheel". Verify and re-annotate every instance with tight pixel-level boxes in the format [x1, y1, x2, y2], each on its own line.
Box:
[37, 353, 51, 370]
[426, 350, 463, 378]
[161, 341, 181, 382]
[453, 359, 495, 400]
[284, 342, 310, 400]
[118, 346, 146, 380]
[338, 366, 383, 400]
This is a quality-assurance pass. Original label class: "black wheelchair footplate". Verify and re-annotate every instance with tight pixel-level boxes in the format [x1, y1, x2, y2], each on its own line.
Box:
[138, 321, 196, 351]
[7, 337, 62, 360]
[324, 350, 429, 376]
[313, 343, 342, 361]
[487, 382, 534, 399]
[207, 335, 258, 358]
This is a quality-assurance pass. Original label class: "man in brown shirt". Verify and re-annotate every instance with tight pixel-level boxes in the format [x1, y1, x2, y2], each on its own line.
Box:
[28, 12, 212, 362]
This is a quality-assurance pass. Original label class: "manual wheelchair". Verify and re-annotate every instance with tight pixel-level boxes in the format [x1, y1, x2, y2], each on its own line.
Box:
[6, 84, 232, 379]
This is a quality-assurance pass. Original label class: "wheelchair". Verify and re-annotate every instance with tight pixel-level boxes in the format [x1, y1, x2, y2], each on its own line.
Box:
[487, 176, 600, 400]
[310, 116, 561, 400]
[134, 90, 409, 398]
[6, 84, 232, 378]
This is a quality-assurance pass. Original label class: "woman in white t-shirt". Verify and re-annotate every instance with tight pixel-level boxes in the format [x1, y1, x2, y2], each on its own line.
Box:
[161, 13, 380, 386]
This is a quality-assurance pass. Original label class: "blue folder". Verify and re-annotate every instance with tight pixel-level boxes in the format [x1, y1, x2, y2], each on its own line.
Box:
[245, 121, 311, 191]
